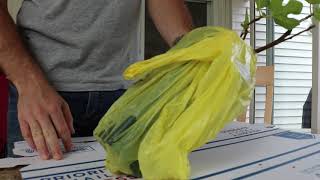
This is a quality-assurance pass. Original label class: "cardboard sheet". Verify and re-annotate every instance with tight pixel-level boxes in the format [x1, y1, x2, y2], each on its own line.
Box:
[5, 122, 320, 180]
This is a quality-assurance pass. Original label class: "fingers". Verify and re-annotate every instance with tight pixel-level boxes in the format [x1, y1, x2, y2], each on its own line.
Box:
[50, 105, 73, 153]
[28, 118, 49, 160]
[62, 102, 75, 134]
[22, 104, 72, 160]
[19, 119, 36, 150]
[16, 83, 75, 161]
[36, 113, 63, 160]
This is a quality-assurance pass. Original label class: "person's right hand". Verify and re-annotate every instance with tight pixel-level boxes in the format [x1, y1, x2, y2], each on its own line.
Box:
[0, 0, 73, 160]
[16, 80, 74, 160]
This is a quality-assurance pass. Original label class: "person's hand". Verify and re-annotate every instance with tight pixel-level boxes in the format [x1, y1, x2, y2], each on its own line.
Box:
[0, 0, 73, 160]
[16, 79, 74, 160]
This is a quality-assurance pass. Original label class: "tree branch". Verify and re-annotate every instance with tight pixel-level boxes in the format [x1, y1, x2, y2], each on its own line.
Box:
[248, 16, 264, 27]
[241, 16, 263, 40]
[254, 24, 315, 53]
[284, 25, 316, 41]
[254, 30, 292, 53]
[299, 13, 313, 22]
[242, 29, 249, 40]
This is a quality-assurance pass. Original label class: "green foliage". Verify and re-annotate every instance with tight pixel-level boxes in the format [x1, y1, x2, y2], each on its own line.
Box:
[305, 0, 320, 4]
[252, 0, 306, 30]
[241, 8, 250, 30]
[250, 0, 320, 31]
[256, 0, 270, 10]
[241, 0, 319, 52]
[270, 0, 303, 30]
[315, 7, 320, 21]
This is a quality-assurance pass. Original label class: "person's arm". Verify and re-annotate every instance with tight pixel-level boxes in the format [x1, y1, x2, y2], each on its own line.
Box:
[0, 0, 73, 160]
[147, 0, 193, 46]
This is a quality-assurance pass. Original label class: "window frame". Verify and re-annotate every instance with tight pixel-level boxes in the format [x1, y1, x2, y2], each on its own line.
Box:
[138, 0, 232, 58]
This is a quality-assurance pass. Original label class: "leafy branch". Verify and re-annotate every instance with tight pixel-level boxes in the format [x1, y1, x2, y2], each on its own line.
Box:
[241, 15, 264, 40]
[241, 0, 320, 54]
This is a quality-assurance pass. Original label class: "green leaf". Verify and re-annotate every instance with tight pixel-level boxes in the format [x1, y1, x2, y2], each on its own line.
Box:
[270, 0, 303, 29]
[256, 0, 270, 9]
[305, 0, 320, 4]
[241, 8, 250, 30]
[273, 17, 300, 29]
[315, 7, 320, 21]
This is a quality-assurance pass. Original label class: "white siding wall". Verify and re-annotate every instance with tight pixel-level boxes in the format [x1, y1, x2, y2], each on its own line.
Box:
[273, 1, 312, 129]
[232, 0, 312, 128]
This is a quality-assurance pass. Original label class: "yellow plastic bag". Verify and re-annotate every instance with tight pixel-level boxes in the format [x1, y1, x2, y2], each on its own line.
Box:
[94, 27, 256, 179]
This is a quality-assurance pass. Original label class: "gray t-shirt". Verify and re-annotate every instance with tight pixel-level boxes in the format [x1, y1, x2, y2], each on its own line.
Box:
[17, 0, 141, 91]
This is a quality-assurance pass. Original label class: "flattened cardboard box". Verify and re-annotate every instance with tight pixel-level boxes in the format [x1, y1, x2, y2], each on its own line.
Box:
[18, 122, 320, 180]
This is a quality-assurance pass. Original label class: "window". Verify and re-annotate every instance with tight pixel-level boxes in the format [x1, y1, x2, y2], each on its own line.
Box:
[144, 0, 210, 59]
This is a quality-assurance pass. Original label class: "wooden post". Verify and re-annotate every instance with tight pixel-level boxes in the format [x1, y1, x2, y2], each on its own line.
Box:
[312, 19, 320, 134]
[249, 0, 256, 124]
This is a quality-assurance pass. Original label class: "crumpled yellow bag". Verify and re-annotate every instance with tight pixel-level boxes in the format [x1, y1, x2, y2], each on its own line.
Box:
[94, 27, 256, 179]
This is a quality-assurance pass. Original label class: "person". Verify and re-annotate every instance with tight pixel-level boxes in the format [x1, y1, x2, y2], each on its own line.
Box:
[0, 0, 193, 160]
[302, 89, 312, 128]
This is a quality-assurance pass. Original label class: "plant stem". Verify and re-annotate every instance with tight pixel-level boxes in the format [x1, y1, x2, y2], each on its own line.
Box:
[243, 30, 249, 40]
[241, 16, 264, 40]
[284, 25, 316, 41]
[248, 16, 264, 26]
[300, 13, 314, 22]
[255, 30, 292, 53]
[254, 24, 315, 53]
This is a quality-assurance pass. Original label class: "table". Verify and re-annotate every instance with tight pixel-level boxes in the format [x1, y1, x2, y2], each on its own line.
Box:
[2, 122, 320, 180]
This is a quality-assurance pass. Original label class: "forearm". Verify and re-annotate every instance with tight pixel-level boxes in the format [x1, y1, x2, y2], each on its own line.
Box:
[147, 0, 193, 46]
[0, 2, 74, 160]
[0, 3, 47, 91]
